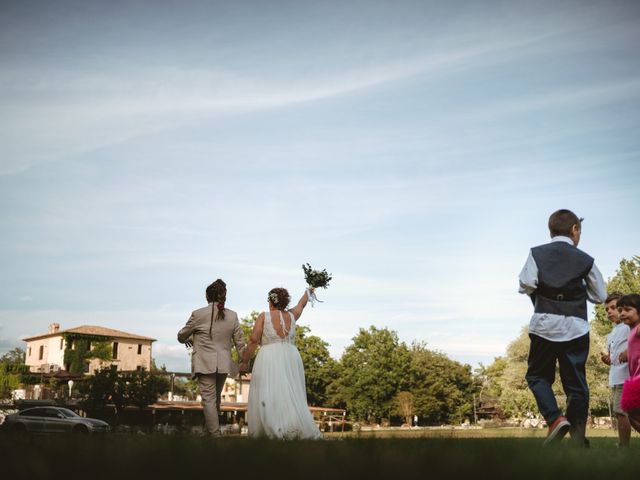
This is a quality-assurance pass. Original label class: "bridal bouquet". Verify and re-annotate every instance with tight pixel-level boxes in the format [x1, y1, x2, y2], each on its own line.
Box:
[302, 263, 332, 305]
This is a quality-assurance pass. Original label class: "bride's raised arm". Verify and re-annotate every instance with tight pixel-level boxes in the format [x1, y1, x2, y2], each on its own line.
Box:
[289, 288, 314, 320]
[240, 312, 265, 372]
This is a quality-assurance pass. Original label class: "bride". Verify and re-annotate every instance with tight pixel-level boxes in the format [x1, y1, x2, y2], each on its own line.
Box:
[240, 287, 321, 439]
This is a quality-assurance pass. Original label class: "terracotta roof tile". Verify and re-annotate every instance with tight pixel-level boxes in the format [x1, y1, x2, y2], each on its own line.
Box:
[23, 325, 156, 342]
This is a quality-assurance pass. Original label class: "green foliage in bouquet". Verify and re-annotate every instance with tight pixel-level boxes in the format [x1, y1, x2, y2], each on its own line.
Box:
[302, 263, 332, 289]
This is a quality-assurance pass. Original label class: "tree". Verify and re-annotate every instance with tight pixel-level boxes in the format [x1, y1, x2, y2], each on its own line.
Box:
[0, 364, 21, 399]
[80, 367, 169, 411]
[487, 328, 539, 419]
[296, 325, 339, 406]
[0, 348, 28, 399]
[328, 326, 411, 422]
[172, 377, 199, 400]
[123, 370, 170, 409]
[150, 358, 168, 372]
[593, 255, 640, 336]
[480, 325, 610, 419]
[328, 328, 474, 425]
[393, 391, 415, 425]
[1, 347, 26, 364]
[407, 342, 475, 424]
[80, 366, 124, 411]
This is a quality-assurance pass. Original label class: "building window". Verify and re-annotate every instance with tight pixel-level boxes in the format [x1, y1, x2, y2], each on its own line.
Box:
[28, 347, 31, 357]
[112, 342, 119, 359]
[60, 338, 64, 350]
[137, 344, 142, 355]
[39, 345, 44, 360]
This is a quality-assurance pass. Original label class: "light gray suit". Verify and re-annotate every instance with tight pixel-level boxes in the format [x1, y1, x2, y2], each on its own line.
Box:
[177, 304, 246, 435]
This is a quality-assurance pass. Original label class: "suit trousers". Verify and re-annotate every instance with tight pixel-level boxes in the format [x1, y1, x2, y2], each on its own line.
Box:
[197, 372, 228, 436]
[526, 333, 590, 443]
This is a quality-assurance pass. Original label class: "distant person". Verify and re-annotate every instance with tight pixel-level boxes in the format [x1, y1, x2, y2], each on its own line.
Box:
[519, 209, 606, 447]
[618, 294, 640, 435]
[177, 279, 246, 437]
[599, 292, 631, 446]
[240, 287, 321, 439]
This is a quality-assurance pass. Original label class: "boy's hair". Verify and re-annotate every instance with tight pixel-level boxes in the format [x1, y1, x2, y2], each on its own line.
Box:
[548, 209, 583, 237]
[617, 294, 640, 312]
[605, 292, 623, 304]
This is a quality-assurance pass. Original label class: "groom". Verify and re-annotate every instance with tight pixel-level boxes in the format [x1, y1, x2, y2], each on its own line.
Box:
[177, 279, 246, 437]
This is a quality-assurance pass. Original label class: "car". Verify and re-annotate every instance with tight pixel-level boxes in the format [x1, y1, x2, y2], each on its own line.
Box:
[2, 406, 110, 435]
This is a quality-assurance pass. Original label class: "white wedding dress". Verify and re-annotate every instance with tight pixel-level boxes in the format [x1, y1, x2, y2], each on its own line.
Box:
[247, 310, 321, 439]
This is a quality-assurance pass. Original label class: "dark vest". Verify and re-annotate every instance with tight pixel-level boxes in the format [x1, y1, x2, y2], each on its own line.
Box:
[530, 241, 594, 321]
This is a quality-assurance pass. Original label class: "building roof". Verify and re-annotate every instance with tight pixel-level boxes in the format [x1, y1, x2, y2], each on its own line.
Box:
[23, 325, 156, 342]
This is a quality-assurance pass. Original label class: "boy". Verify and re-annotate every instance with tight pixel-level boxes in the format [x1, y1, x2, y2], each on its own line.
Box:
[599, 292, 631, 446]
[519, 209, 607, 446]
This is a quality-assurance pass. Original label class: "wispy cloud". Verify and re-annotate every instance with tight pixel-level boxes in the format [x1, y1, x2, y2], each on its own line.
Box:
[0, 21, 602, 176]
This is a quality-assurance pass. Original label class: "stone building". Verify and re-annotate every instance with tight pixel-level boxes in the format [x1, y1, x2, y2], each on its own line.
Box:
[23, 323, 155, 374]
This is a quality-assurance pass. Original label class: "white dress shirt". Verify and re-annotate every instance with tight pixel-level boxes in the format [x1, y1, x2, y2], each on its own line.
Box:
[607, 322, 630, 386]
[518, 236, 607, 342]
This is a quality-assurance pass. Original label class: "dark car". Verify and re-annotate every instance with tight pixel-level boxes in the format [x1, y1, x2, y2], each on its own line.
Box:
[2, 406, 110, 434]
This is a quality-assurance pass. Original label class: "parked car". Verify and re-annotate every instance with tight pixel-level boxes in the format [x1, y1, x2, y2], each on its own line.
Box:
[2, 406, 110, 434]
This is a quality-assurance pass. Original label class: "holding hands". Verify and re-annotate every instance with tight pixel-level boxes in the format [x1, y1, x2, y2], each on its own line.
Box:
[239, 361, 250, 375]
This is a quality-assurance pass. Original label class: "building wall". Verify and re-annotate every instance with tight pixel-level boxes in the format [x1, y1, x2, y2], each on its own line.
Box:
[88, 338, 153, 373]
[221, 376, 251, 403]
[25, 335, 65, 372]
[25, 335, 153, 374]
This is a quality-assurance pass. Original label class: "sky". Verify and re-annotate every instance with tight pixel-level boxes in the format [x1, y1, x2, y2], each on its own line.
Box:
[1, 0, 639, 372]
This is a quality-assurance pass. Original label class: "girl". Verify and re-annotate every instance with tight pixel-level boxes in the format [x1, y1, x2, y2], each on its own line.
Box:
[619, 293, 640, 434]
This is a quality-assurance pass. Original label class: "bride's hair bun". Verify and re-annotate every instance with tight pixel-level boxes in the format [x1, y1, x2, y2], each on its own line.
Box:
[268, 288, 290, 310]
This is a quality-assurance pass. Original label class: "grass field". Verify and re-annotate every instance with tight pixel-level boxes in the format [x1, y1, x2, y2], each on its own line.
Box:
[330, 426, 626, 439]
[1, 429, 638, 479]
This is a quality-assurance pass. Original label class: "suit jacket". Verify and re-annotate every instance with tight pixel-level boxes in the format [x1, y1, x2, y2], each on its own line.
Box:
[177, 304, 246, 377]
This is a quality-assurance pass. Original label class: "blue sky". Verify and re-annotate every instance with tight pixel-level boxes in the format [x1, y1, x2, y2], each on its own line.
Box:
[1, 0, 639, 371]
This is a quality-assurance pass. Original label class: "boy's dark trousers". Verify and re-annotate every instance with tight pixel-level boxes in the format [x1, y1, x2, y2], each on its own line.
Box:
[525, 333, 590, 444]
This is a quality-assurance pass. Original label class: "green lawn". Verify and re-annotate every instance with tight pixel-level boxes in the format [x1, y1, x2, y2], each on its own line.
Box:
[1, 430, 638, 479]
[327, 426, 624, 439]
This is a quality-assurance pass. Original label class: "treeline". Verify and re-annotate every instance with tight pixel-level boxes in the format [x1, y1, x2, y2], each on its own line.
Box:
[238, 313, 476, 425]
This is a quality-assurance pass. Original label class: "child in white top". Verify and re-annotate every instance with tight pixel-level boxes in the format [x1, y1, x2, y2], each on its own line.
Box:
[600, 293, 630, 446]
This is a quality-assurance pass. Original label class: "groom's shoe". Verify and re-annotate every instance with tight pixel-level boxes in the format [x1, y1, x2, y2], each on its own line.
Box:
[543, 416, 571, 446]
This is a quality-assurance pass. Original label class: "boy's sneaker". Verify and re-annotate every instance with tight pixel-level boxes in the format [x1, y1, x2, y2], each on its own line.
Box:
[543, 416, 571, 446]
